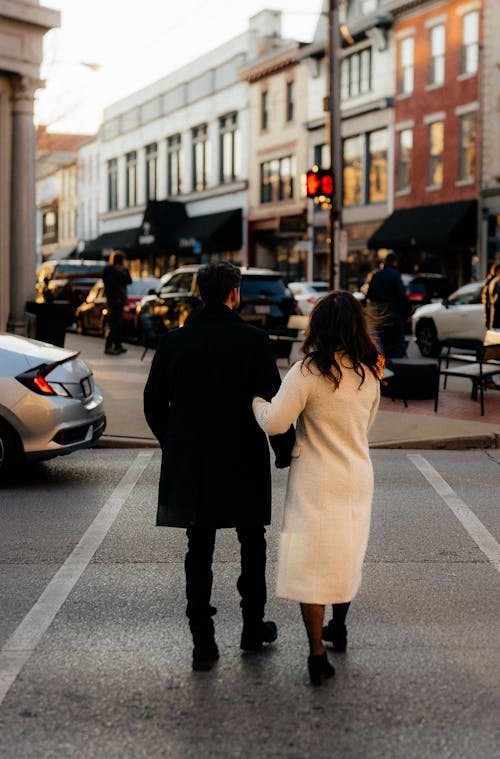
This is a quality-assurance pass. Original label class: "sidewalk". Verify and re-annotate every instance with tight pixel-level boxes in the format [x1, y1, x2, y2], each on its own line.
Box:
[65, 332, 500, 450]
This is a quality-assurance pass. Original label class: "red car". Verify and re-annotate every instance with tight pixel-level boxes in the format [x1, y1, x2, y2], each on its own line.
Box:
[75, 276, 161, 338]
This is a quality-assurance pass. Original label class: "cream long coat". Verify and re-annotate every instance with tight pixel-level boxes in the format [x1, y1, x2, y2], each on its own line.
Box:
[252, 357, 380, 604]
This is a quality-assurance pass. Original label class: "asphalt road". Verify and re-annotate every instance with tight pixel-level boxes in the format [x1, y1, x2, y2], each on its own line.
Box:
[1, 448, 499, 758]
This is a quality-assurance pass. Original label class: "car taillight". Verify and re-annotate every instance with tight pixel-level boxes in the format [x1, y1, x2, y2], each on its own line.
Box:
[306, 296, 317, 304]
[16, 364, 70, 397]
[292, 300, 300, 314]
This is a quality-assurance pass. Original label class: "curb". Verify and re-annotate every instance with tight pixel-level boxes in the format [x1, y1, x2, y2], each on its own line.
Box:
[94, 434, 500, 451]
[370, 433, 499, 450]
[94, 435, 159, 449]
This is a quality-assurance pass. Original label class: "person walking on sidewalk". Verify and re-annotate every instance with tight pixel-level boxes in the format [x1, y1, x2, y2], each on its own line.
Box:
[484, 263, 500, 330]
[144, 262, 295, 671]
[102, 250, 132, 355]
[366, 252, 410, 358]
[252, 291, 382, 685]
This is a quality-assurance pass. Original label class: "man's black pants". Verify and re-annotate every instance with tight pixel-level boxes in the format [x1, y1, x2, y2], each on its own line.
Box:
[185, 525, 267, 627]
[106, 301, 124, 350]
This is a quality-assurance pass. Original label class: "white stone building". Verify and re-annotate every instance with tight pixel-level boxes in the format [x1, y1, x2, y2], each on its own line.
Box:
[80, 10, 287, 277]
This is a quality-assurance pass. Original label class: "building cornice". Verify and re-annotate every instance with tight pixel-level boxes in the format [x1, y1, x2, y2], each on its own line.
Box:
[0, 0, 60, 30]
[240, 47, 300, 83]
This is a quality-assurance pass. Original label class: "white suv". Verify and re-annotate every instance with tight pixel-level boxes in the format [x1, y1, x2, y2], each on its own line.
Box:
[412, 281, 485, 357]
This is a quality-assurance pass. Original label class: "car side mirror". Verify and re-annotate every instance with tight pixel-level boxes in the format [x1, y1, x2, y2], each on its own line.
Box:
[148, 288, 156, 295]
[442, 297, 449, 309]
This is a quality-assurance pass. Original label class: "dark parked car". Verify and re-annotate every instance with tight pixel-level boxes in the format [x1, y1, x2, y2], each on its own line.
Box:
[75, 276, 161, 338]
[135, 265, 298, 353]
[401, 273, 451, 313]
[35, 260, 106, 324]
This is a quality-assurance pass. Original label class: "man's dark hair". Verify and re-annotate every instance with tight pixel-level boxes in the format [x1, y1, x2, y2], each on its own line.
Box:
[197, 262, 241, 305]
[384, 252, 398, 267]
[110, 250, 125, 266]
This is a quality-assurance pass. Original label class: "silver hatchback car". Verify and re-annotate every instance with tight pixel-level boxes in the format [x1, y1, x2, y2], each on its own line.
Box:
[0, 333, 106, 478]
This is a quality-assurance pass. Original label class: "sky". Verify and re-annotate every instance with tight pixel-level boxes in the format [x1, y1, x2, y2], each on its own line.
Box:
[36, 0, 323, 134]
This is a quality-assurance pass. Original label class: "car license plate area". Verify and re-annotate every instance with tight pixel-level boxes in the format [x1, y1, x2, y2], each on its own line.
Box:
[254, 304, 271, 315]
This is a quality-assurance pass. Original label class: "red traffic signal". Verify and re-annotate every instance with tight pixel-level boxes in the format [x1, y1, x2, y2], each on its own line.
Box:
[306, 169, 334, 199]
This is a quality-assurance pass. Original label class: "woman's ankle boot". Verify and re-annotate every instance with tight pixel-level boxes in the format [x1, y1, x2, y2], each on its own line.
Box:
[307, 652, 335, 686]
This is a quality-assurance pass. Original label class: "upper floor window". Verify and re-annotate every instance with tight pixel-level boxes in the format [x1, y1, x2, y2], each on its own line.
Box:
[368, 129, 388, 203]
[260, 155, 296, 204]
[261, 90, 269, 130]
[461, 11, 479, 75]
[125, 151, 137, 207]
[145, 143, 158, 201]
[341, 48, 372, 99]
[397, 128, 413, 192]
[219, 113, 241, 184]
[42, 209, 57, 239]
[167, 134, 183, 196]
[428, 120, 444, 188]
[398, 36, 414, 95]
[192, 124, 210, 192]
[343, 135, 363, 207]
[286, 81, 294, 122]
[459, 112, 476, 181]
[107, 158, 118, 211]
[429, 24, 445, 86]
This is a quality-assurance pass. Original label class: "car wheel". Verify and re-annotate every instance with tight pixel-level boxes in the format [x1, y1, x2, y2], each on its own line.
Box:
[0, 419, 22, 481]
[416, 320, 440, 357]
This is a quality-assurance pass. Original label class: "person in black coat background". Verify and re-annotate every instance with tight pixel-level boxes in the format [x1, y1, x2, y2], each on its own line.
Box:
[366, 252, 410, 358]
[102, 249, 132, 355]
[144, 262, 295, 671]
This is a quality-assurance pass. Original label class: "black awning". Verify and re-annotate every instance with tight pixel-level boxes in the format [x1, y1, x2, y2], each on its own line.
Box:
[143, 200, 188, 247]
[368, 200, 477, 250]
[175, 208, 243, 253]
[83, 227, 140, 257]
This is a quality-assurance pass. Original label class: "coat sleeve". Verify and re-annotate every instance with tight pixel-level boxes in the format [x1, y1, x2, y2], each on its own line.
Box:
[253, 332, 295, 467]
[143, 335, 171, 443]
[253, 362, 312, 436]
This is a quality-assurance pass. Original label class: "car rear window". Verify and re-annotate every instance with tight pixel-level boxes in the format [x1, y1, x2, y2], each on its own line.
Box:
[127, 279, 159, 296]
[55, 264, 104, 277]
[241, 276, 289, 297]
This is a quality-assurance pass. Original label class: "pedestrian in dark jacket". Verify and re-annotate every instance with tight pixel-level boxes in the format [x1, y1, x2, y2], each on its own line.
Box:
[366, 252, 410, 358]
[102, 249, 132, 355]
[143, 262, 295, 671]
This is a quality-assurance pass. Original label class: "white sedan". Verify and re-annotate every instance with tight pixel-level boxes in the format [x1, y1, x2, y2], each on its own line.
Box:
[287, 281, 329, 315]
[412, 281, 485, 357]
[0, 333, 106, 479]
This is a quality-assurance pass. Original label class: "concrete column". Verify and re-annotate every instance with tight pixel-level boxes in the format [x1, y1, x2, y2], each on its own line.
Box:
[7, 75, 38, 334]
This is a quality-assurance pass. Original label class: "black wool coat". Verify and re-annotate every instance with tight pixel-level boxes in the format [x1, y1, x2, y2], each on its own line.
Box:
[143, 304, 295, 528]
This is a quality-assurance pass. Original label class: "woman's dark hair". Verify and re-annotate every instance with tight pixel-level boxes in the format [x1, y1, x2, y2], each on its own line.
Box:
[197, 262, 241, 305]
[302, 290, 383, 389]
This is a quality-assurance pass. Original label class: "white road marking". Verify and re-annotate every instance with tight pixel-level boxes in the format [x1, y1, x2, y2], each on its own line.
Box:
[0, 451, 154, 706]
[408, 453, 500, 573]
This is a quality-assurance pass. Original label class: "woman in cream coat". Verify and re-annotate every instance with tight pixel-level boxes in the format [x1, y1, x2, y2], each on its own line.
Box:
[253, 291, 382, 685]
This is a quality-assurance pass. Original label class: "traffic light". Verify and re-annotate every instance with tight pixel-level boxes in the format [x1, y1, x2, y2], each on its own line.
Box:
[306, 168, 334, 200]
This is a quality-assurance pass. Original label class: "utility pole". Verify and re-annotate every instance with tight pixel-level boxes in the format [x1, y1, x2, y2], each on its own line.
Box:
[328, 0, 343, 290]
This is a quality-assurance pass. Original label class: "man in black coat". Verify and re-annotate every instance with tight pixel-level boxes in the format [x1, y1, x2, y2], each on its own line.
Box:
[366, 251, 410, 358]
[102, 249, 132, 355]
[144, 262, 295, 671]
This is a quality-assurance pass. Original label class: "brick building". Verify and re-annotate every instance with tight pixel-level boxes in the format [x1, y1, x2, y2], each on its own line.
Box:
[369, 0, 481, 289]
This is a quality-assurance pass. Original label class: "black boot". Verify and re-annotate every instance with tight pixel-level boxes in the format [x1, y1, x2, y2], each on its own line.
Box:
[322, 622, 348, 652]
[240, 620, 277, 652]
[190, 619, 219, 671]
[307, 652, 335, 686]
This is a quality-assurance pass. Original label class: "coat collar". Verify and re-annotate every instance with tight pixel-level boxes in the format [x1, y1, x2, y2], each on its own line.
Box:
[193, 303, 241, 323]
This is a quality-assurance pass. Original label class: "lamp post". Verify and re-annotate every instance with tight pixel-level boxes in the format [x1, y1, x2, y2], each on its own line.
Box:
[328, 0, 343, 290]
